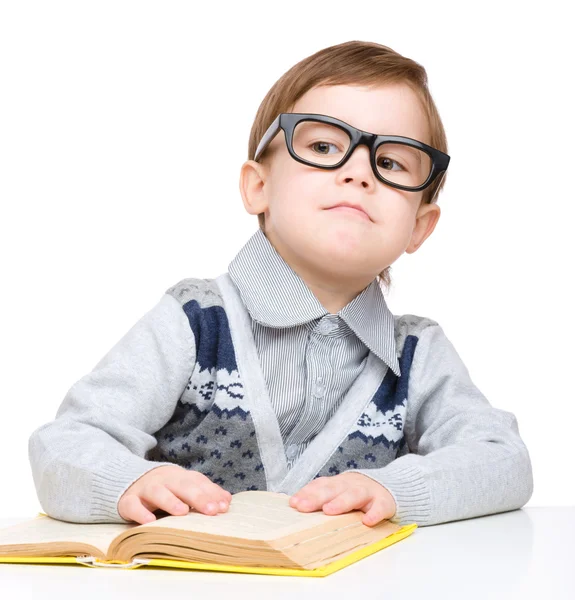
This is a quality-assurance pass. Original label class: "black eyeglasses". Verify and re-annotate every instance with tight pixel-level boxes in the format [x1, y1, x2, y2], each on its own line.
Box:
[254, 113, 450, 193]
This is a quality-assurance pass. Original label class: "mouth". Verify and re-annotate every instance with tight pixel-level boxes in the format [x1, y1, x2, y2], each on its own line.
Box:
[325, 205, 371, 222]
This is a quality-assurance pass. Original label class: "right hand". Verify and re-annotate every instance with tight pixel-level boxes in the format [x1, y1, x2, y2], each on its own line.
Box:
[117, 465, 232, 525]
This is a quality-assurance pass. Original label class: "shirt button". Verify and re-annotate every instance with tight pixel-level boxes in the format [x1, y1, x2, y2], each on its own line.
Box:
[313, 382, 326, 398]
[286, 444, 298, 460]
[317, 320, 338, 335]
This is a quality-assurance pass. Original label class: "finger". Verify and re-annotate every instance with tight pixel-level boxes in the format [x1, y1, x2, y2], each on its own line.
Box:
[289, 478, 331, 508]
[197, 484, 232, 513]
[203, 481, 233, 512]
[166, 482, 223, 516]
[290, 479, 343, 512]
[141, 483, 191, 517]
[362, 498, 390, 527]
[182, 472, 232, 512]
[118, 494, 157, 525]
[322, 486, 371, 515]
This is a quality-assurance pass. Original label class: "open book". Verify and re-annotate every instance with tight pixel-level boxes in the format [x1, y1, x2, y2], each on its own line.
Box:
[0, 491, 417, 577]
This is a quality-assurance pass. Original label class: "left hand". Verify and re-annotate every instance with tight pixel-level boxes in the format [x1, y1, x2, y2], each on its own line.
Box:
[289, 472, 397, 527]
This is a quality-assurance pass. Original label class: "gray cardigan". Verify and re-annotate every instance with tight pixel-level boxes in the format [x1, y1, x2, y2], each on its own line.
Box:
[28, 273, 534, 526]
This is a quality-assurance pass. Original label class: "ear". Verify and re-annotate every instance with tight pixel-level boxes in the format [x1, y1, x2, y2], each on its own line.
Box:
[405, 203, 441, 254]
[239, 160, 270, 217]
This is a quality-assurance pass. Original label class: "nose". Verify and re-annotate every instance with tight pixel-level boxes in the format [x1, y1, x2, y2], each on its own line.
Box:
[336, 144, 375, 189]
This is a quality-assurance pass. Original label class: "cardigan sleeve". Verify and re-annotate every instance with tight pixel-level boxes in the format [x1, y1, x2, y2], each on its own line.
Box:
[28, 293, 196, 523]
[347, 323, 534, 527]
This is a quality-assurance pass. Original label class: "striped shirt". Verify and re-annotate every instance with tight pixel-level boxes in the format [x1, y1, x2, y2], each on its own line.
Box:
[228, 228, 401, 467]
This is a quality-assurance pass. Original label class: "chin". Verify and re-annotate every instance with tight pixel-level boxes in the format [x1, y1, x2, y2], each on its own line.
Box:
[314, 241, 369, 269]
[327, 229, 370, 256]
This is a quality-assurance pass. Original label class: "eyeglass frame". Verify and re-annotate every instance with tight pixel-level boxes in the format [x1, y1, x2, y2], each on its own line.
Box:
[254, 112, 450, 193]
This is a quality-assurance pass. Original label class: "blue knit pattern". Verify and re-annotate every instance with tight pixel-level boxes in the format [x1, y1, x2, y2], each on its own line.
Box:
[147, 298, 266, 492]
[314, 334, 418, 477]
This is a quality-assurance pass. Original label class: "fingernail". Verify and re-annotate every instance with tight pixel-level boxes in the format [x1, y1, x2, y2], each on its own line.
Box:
[206, 502, 217, 513]
[219, 501, 228, 511]
[290, 496, 299, 505]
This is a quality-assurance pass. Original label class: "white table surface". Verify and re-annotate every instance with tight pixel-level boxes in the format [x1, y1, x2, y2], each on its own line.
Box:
[0, 507, 573, 600]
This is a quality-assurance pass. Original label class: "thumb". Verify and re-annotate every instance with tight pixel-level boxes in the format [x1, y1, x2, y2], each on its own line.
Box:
[361, 498, 389, 527]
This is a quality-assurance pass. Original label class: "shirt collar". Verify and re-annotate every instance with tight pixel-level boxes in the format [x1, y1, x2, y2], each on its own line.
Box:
[227, 229, 401, 377]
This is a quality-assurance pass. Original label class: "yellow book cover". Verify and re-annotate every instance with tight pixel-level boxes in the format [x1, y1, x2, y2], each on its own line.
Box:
[0, 491, 417, 577]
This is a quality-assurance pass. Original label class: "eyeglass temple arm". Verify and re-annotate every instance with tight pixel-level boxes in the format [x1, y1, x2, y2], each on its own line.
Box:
[254, 115, 282, 161]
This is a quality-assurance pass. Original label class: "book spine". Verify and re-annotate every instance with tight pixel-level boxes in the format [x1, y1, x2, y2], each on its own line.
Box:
[76, 556, 151, 569]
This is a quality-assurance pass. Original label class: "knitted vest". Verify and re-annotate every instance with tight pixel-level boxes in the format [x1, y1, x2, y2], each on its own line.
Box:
[146, 274, 437, 495]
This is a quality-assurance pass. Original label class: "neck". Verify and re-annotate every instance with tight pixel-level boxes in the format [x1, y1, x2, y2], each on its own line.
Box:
[264, 231, 375, 314]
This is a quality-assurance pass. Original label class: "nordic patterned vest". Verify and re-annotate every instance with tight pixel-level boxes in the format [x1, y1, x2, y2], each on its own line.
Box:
[147, 274, 437, 495]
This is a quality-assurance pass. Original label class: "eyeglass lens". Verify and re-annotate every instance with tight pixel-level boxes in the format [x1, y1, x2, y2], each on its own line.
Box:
[292, 120, 433, 188]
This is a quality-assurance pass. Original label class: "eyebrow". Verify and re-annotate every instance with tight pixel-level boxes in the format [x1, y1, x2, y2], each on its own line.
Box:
[410, 146, 423, 166]
[382, 139, 424, 167]
[342, 117, 426, 152]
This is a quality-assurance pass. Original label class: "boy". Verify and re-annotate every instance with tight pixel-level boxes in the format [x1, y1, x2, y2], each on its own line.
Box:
[28, 41, 533, 528]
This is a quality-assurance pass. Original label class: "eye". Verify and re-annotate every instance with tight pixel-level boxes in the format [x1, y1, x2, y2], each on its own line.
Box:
[310, 141, 342, 155]
[377, 156, 405, 172]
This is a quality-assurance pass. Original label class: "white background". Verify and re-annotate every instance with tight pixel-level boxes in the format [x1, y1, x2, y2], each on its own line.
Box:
[1, 0, 573, 518]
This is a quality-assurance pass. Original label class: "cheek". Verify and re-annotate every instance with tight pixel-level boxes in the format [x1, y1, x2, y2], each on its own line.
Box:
[269, 174, 319, 221]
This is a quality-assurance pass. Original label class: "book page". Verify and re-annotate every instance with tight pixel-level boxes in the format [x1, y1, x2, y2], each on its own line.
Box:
[0, 515, 138, 558]
[139, 491, 364, 541]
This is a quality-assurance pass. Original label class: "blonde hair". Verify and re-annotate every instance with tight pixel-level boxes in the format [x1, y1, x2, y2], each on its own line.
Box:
[247, 40, 449, 291]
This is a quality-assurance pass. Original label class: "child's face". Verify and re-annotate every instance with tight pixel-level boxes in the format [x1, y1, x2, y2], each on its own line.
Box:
[240, 83, 441, 286]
